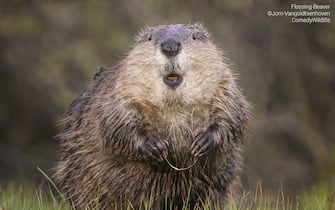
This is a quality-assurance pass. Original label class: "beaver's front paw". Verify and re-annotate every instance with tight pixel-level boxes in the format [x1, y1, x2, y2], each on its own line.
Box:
[141, 137, 169, 162]
[191, 131, 216, 157]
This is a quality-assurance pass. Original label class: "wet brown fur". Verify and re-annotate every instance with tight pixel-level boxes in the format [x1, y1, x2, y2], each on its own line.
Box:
[54, 24, 249, 209]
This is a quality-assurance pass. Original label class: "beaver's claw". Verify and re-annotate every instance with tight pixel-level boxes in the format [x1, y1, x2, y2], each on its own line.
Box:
[191, 131, 216, 157]
[141, 137, 169, 162]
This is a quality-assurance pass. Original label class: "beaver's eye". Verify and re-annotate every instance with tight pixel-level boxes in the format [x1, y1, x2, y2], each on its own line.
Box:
[192, 32, 207, 41]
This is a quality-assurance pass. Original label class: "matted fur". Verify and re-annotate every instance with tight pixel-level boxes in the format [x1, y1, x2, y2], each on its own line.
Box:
[54, 24, 249, 209]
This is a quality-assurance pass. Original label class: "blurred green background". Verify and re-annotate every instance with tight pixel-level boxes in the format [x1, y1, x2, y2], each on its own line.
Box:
[0, 0, 334, 195]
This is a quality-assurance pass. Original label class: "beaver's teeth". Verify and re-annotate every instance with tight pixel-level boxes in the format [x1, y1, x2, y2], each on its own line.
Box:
[167, 75, 179, 81]
[163, 73, 183, 89]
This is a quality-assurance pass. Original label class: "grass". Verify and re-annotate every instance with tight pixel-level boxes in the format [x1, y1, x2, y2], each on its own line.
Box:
[0, 182, 71, 210]
[226, 181, 335, 210]
[0, 180, 334, 210]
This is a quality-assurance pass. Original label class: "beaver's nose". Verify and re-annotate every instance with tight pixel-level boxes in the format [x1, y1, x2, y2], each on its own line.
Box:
[161, 38, 181, 57]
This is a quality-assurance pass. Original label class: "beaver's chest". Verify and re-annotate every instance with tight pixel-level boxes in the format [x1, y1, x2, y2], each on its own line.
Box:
[141, 106, 212, 158]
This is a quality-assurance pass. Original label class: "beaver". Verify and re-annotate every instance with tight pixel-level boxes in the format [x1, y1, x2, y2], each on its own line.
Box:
[54, 23, 249, 209]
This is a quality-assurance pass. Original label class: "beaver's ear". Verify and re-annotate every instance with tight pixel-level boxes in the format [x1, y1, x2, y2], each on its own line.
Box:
[135, 25, 153, 43]
[188, 22, 211, 41]
[93, 66, 108, 80]
[193, 22, 205, 29]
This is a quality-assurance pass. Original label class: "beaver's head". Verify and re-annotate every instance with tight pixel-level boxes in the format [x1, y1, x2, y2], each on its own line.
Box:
[119, 24, 232, 109]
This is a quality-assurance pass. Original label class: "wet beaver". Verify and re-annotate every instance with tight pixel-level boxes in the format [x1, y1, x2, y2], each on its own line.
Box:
[55, 24, 249, 209]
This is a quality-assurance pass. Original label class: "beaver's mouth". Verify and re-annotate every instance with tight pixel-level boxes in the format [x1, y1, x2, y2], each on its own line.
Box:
[163, 73, 183, 89]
